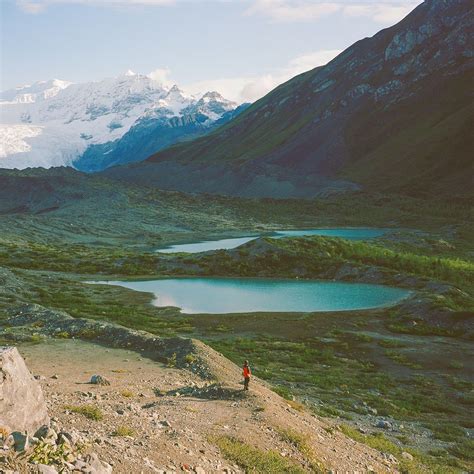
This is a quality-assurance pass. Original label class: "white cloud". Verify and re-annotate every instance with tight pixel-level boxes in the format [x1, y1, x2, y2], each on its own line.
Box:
[184, 48, 342, 103]
[246, 1, 421, 24]
[246, 0, 341, 22]
[147, 67, 172, 86]
[16, 0, 175, 14]
[343, 3, 419, 24]
[288, 49, 342, 72]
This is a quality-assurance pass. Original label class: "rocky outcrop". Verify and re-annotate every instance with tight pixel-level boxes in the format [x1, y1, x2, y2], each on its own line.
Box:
[0, 346, 50, 434]
[3, 304, 213, 379]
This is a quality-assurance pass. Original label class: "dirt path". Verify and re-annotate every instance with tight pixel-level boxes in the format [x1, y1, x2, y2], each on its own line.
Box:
[18, 339, 395, 473]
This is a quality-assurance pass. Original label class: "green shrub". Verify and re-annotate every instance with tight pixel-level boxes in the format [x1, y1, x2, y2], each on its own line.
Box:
[277, 428, 324, 472]
[167, 352, 177, 367]
[112, 425, 135, 437]
[64, 404, 103, 421]
[211, 436, 305, 473]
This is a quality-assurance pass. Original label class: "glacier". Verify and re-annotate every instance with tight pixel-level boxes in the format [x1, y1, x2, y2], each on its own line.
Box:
[0, 71, 239, 171]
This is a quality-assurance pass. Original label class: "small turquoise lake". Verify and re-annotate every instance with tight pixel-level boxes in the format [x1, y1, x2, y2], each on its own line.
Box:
[157, 228, 388, 254]
[96, 278, 410, 314]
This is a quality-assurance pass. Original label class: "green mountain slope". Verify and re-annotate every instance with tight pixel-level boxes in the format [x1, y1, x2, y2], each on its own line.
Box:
[105, 0, 473, 198]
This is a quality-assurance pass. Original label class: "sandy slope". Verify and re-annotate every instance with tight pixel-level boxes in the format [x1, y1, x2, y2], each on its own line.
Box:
[16, 339, 395, 473]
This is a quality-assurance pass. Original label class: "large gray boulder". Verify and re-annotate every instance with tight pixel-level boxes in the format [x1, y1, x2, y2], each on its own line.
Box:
[0, 346, 50, 434]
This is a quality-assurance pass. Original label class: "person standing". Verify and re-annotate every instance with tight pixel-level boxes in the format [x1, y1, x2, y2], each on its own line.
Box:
[242, 360, 251, 391]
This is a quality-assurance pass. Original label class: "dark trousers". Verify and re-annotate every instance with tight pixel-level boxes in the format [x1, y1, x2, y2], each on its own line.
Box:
[244, 377, 250, 390]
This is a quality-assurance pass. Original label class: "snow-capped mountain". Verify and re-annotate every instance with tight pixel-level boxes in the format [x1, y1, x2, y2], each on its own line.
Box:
[0, 79, 73, 104]
[0, 71, 240, 171]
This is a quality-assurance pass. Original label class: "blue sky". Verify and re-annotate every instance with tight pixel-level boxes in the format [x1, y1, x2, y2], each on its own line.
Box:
[1, 0, 421, 101]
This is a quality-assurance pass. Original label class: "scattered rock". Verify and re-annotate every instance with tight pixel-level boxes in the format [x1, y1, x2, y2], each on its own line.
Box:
[376, 420, 392, 430]
[0, 347, 50, 434]
[35, 464, 58, 474]
[401, 451, 414, 461]
[90, 375, 111, 386]
[383, 453, 399, 464]
[81, 452, 113, 474]
[8, 431, 30, 451]
[35, 425, 58, 442]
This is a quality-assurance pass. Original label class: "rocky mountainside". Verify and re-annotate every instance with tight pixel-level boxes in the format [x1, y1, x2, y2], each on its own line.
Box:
[0, 72, 241, 171]
[76, 102, 249, 172]
[105, 0, 474, 198]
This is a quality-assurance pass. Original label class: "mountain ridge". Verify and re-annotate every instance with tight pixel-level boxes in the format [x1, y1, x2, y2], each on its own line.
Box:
[105, 0, 473, 198]
[0, 72, 241, 171]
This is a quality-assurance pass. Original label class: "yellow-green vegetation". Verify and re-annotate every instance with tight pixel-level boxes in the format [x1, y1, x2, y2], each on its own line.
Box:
[29, 440, 75, 466]
[184, 353, 197, 364]
[286, 400, 306, 412]
[64, 404, 103, 421]
[277, 428, 325, 472]
[120, 389, 135, 398]
[208, 327, 473, 472]
[167, 352, 177, 367]
[339, 425, 463, 473]
[384, 350, 422, 369]
[112, 425, 135, 437]
[211, 436, 306, 473]
[0, 426, 10, 440]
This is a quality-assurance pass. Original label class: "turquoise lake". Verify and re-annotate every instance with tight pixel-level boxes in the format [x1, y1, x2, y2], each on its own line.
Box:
[97, 278, 410, 314]
[157, 228, 388, 254]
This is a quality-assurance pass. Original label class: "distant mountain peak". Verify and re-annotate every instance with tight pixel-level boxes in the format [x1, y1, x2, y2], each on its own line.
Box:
[1, 78, 73, 104]
[200, 91, 226, 102]
[0, 72, 241, 171]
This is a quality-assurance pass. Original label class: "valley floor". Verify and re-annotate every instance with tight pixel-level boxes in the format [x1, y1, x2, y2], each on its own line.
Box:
[1, 186, 473, 472]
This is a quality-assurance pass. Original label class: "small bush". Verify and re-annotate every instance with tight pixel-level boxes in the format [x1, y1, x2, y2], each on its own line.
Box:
[120, 390, 134, 398]
[29, 440, 74, 466]
[355, 333, 373, 343]
[78, 328, 101, 339]
[184, 353, 197, 364]
[287, 400, 305, 412]
[211, 436, 305, 473]
[0, 426, 10, 440]
[378, 338, 405, 348]
[64, 404, 103, 421]
[272, 385, 292, 400]
[277, 428, 325, 472]
[112, 425, 135, 437]
[167, 352, 177, 368]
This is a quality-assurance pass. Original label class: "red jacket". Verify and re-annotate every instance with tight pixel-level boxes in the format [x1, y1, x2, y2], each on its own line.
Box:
[243, 366, 251, 378]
